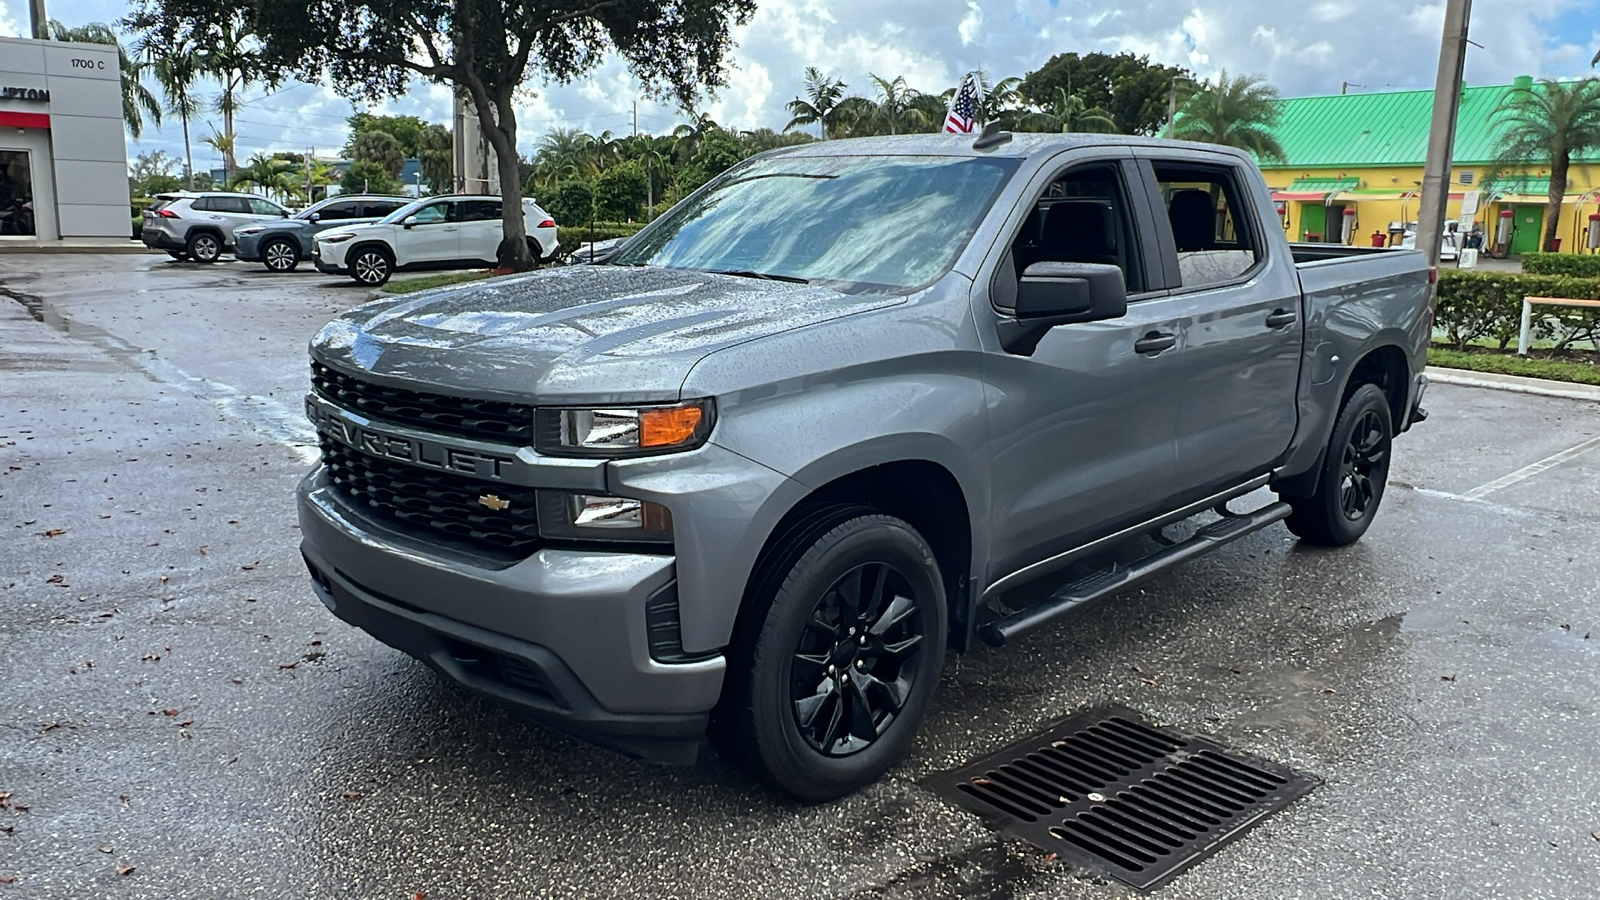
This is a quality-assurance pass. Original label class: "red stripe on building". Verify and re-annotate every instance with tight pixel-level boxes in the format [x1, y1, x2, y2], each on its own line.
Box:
[0, 111, 49, 129]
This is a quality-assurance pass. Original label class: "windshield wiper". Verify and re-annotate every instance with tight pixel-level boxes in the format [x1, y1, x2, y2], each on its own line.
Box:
[705, 268, 811, 284]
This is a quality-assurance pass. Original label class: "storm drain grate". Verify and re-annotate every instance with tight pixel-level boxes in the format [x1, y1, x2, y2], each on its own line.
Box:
[928, 706, 1318, 892]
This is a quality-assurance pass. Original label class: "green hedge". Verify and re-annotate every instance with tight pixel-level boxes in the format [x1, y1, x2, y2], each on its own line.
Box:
[1436, 270, 1600, 350]
[1519, 253, 1600, 277]
[556, 221, 645, 256]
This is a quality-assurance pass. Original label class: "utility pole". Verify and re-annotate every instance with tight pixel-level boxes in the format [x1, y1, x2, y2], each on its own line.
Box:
[1415, 0, 1473, 273]
[306, 146, 314, 202]
[29, 0, 47, 39]
[632, 101, 638, 137]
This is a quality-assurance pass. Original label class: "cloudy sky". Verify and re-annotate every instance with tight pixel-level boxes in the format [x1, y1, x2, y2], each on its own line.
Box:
[6, 0, 1599, 169]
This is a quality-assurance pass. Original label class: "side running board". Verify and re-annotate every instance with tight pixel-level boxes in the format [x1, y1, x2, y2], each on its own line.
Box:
[978, 500, 1292, 647]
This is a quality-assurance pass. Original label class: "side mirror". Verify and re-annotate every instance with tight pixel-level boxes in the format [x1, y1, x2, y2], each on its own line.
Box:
[401, 216, 416, 229]
[308, 212, 321, 223]
[998, 262, 1128, 356]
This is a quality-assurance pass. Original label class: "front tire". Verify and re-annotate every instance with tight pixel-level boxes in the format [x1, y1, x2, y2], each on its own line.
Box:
[1284, 383, 1393, 546]
[185, 231, 221, 264]
[262, 238, 299, 272]
[712, 512, 947, 802]
[349, 246, 393, 287]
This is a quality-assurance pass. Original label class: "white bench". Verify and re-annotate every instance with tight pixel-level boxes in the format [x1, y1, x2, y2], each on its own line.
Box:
[1517, 296, 1600, 355]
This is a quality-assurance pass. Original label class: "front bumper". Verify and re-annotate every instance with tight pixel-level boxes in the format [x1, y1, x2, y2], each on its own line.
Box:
[233, 232, 266, 261]
[311, 244, 348, 275]
[297, 469, 725, 763]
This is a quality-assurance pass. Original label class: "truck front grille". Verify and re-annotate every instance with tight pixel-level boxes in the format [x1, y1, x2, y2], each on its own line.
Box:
[320, 438, 541, 555]
[311, 362, 534, 444]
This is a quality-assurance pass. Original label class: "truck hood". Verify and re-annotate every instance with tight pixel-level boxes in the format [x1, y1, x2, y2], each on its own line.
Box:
[310, 265, 901, 402]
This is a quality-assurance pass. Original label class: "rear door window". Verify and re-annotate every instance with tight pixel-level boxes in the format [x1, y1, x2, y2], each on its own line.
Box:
[361, 200, 407, 218]
[1152, 165, 1260, 289]
[316, 201, 361, 221]
[459, 200, 501, 222]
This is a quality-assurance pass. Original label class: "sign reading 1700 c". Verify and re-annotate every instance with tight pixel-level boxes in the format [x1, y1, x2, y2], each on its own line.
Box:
[0, 87, 49, 102]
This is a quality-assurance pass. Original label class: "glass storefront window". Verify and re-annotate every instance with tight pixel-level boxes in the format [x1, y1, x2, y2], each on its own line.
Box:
[0, 150, 35, 236]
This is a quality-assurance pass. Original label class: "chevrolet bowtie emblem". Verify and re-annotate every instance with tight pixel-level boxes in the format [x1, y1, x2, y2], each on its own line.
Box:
[478, 494, 511, 512]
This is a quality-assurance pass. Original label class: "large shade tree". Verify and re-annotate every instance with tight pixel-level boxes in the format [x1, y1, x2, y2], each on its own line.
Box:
[129, 0, 754, 271]
[1170, 71, 1286, 162]
[1021, 52, 1192, 136]
[1484, 78, 1600, 252]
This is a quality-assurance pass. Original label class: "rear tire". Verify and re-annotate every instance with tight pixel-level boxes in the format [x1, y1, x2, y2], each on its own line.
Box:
[165, 250, 187, 261]
[349, 246, 393, 287]
[711, 510, 946, 802]
[185, 232, 221, 264]
[262, 238, 299, 272]
[1284, 383, 1393, 546]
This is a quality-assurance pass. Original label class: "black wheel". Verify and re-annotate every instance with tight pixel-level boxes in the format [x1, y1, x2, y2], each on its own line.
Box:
[350, 246, 392, 286]
[165, 250, 187, 261]
[185, 232, 221, 263]
[712, 511, 946, 801]
[262, 238, 299, 272]
[527, 237, 546, 262]
[1284, 383, 1393, 546]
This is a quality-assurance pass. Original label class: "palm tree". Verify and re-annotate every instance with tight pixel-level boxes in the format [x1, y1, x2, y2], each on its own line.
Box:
[1016, 86, 1117, 134]
[46, 21, 161, 139]
[532, 128, 601, 186]
[142, 40, 202, 188]
[784, 67, 848, 139]
[860, 74, 930, 135]
[1170, 71, 1285, 162]
[1484, 78, 1600, 252]
[231, 152, 300, 200]
[202, 128, 236, 186]
[192, 16, 257, 180]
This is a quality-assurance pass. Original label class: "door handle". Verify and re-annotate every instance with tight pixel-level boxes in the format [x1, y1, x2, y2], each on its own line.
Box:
[1133, 331, 1177, 355]
[1265, 308, 1298, 328]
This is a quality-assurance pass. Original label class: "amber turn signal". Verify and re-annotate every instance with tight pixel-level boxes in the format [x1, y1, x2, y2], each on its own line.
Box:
[640, 405, 705, 448]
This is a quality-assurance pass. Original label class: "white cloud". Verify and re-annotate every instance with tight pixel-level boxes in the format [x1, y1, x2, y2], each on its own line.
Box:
[959, 3, 985, 46]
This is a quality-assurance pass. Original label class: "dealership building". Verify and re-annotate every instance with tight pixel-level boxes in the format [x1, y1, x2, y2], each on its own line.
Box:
[0, 35, 129, 244]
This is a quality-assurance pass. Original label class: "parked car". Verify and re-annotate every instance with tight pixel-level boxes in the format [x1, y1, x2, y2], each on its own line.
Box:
[312, 195, 559, 286]
[234, 195, 410, 272]
[141, 191, 291, 263]
[298, 134, 1432, 800]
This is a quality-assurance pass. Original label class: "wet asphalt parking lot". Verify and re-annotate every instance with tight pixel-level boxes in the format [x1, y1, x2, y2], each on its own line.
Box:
[2, 253, 1598, 899]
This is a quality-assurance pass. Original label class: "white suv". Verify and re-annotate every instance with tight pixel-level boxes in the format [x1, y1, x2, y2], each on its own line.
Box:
[312, 195, 559, 286]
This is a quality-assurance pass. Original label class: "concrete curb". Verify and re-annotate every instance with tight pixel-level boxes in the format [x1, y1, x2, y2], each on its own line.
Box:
[1427, 366, 1600, 402]
[0, 243, 149, 254]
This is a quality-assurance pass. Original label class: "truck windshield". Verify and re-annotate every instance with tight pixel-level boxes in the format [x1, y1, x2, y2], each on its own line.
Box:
[612, 154, 1019, 292]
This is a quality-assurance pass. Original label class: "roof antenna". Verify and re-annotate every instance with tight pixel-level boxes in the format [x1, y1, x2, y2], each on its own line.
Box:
[972, 121, 1012, 151]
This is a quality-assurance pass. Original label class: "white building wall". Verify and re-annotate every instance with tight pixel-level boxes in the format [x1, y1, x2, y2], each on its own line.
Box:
[0, 36, 129, 242]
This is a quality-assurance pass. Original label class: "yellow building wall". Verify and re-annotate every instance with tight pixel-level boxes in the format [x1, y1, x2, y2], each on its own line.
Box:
[1260, 164, 1600, 253]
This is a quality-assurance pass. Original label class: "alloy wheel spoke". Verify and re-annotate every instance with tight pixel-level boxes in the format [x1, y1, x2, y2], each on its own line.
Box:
[795, 685, 835, 730]
[816, 687, 847, 750]
[857, 564, 890, 626]
[881, 633, 923, 659]
[870, 594, 915, 636]
[793, 651, 830, 671]
[845, 679, 878, 743]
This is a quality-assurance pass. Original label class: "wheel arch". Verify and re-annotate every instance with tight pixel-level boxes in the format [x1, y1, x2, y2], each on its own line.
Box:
[1277, 341, 1411, 499]
[730, 457, 976, 658]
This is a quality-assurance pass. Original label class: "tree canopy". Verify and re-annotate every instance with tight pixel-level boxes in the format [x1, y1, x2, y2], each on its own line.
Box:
[1021, 52, 1193, 137]
[126, 0, 755, 270]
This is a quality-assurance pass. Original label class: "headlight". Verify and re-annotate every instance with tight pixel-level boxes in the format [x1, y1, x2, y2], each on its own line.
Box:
[321, 232, 357, 244]
[535, 400, 713, 457]
[536, 491, 673, 544]
[235, 225, 266, 235]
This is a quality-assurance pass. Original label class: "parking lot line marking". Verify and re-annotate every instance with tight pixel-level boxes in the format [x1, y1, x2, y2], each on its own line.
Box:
[1458, 434, 1600, 502]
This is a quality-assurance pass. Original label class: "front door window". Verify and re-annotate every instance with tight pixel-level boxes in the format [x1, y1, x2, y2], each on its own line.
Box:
[0, 150, 35, 236]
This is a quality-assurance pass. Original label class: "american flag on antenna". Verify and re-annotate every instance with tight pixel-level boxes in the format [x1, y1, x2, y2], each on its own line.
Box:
[945, 72, 984, 134]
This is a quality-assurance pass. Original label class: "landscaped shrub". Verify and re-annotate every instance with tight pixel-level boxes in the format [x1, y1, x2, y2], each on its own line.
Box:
[1520, 253, 1600, 278]
[1435, 270, 1600, 350]
[556, 221, 645, 256]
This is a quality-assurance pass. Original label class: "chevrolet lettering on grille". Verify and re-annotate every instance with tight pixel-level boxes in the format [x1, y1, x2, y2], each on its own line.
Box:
[306, 394, 516, 480]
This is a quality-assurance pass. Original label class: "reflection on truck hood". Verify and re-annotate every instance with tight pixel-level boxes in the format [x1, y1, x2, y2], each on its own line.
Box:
[311, 265, 901, 403]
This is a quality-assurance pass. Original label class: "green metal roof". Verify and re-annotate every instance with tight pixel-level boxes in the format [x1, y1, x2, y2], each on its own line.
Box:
[1281, 177, 1359, 192]
[1262, 82, 1600, 169]
[1487, 175, 1552, 194]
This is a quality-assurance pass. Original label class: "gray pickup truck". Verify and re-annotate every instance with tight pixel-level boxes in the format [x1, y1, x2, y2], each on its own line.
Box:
[298, 133, 1431, 800]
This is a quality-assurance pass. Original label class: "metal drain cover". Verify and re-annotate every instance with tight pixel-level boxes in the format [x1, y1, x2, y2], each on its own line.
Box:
[928, 706, 1318, 891]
